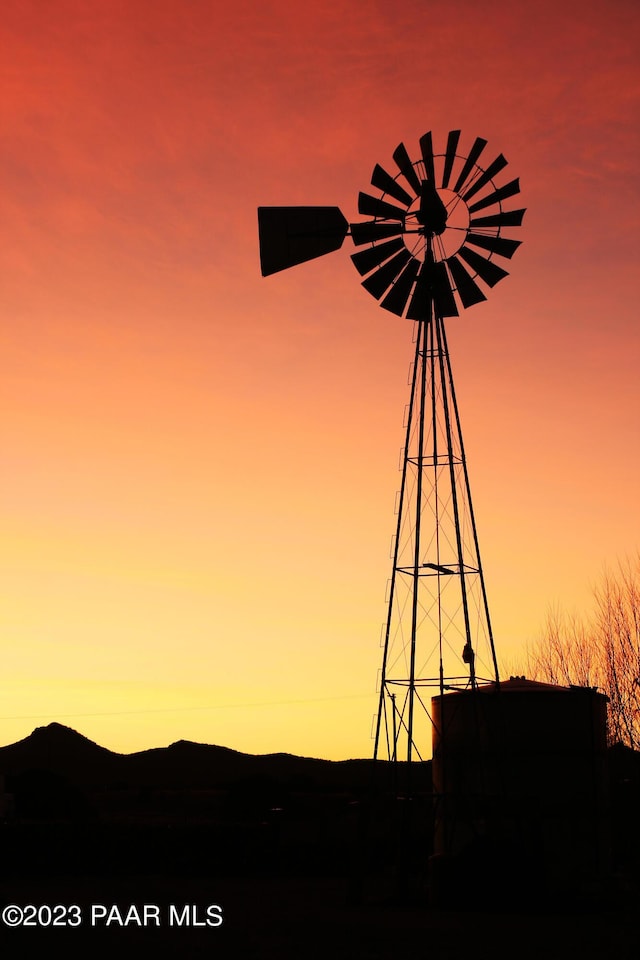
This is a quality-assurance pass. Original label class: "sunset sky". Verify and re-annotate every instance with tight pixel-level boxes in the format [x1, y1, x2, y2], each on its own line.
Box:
[1, 0, 638, 759]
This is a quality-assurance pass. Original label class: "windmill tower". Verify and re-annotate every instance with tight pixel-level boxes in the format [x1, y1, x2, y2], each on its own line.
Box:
[258, 130, 524, 780]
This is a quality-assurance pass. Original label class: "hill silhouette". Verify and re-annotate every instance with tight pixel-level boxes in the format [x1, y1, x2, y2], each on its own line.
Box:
[0, 722, 421, 793]
[0, 723, 120, 782]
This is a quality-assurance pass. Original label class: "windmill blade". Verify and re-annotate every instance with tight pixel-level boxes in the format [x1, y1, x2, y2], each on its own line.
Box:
[258, 206, 349, 276]
[380, 258, 421, 316]
[432, 260, 459, 317]
[371, 164, 413, 206]
[350, 221, 405, 246]
[362, 249, 412, 299]
[459, 245, 509, 287]
[470, 208, 526, 229]
[452, 137, 487, 194]
[419, 132, 436, 186]
[441, 130, 460, 188]
[392, 142, 422, 195]
[447, 256, 488, 308]
[467, 178, 520, 213]
[466, 232, 521, 259]
[406, 263, 430, 321]
[406, 257, 458, 320]
[351, 237, 406, 276]
[461, 154, 508, 203]
[358, 192, 407, 222]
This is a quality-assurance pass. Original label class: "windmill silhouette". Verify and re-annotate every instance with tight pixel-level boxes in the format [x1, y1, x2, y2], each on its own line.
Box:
[258, 130, 524, 774]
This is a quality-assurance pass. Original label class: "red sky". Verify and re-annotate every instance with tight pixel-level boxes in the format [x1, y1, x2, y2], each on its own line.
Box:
[1, 0, 638, 758]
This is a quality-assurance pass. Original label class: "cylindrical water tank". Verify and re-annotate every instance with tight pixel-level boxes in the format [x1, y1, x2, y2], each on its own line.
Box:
[431, 677, 609, 896]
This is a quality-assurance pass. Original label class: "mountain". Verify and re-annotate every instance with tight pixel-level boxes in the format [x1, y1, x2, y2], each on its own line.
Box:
[0, 723, 119, 782]
[0, 723, 404, 792]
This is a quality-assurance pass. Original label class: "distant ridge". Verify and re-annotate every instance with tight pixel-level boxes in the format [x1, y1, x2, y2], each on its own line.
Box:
[0, 723, 393, 791]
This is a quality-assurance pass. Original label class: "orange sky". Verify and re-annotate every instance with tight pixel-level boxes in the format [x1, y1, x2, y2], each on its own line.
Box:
[1, 0, 639, 758]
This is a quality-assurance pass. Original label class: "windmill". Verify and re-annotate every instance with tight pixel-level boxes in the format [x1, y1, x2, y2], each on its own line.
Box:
[258, 130, 524, 776]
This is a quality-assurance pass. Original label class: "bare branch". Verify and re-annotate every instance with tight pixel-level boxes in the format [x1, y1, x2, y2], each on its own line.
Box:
[512, 555, 640, 748]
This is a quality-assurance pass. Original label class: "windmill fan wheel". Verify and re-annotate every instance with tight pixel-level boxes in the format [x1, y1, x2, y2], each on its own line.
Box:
[351, 130, 525, 320]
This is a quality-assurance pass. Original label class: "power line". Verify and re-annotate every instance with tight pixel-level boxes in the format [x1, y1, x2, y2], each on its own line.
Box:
[0, 692, 372, 723]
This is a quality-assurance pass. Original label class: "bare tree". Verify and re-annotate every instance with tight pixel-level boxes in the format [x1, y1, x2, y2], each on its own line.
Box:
[518, 556, 640, 749]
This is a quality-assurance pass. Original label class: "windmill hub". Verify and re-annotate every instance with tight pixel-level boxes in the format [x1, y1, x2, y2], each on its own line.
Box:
[403, 186, 469, 262]
[417, 179, 448, 235]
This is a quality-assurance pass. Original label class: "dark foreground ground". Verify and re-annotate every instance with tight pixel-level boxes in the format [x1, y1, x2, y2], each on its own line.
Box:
[2, 729, 639, 957]
[2, 871, 639, 959]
